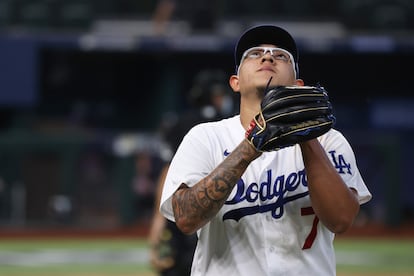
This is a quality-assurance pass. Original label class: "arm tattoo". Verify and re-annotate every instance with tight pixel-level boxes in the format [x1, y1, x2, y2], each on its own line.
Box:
[172, 140, 260, 231]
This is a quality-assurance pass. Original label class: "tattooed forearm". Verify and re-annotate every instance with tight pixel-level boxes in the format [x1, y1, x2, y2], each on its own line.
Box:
[172, 140, 261, 234]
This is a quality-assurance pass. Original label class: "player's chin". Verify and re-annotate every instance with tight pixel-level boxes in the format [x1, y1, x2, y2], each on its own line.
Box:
[267, 76, 295, 88]
[257, 74, 280, 88]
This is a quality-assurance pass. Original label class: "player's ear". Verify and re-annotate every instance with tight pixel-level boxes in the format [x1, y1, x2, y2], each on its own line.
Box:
[295, 78, 304, 86]
[229, 75, 240, 92]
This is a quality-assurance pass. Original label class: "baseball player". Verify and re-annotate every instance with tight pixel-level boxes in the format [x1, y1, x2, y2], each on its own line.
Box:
[160, 25, 372, 275]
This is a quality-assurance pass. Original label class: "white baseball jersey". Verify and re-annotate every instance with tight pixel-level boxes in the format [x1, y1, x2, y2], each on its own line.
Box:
[160, 115, 372, 276]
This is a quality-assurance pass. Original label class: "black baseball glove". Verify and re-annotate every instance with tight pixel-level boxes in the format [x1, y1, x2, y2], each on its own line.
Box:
[246, 85, 336, 152]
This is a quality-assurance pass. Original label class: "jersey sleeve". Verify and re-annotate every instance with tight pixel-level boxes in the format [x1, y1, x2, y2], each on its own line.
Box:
[160, 124, 216, 221]
[319, 129, 372, 205]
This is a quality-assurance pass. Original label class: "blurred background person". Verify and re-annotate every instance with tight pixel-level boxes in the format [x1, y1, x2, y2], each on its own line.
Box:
[148, 69, 236, 276]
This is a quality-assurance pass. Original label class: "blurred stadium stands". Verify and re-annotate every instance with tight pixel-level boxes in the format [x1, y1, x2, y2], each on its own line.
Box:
[0, 0, 413, 32]
[0, 0, 413, 231]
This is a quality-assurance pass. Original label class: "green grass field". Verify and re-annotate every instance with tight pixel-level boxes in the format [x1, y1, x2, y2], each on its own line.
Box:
[335, 237, 414, 275]
[0, 237, 413, 275]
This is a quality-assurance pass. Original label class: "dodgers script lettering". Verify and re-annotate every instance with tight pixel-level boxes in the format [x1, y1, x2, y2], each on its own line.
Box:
[223, 169, 309, 221]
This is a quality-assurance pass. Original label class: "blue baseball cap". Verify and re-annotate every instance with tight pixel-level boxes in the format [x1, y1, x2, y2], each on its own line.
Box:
[234, 25, 299, 76]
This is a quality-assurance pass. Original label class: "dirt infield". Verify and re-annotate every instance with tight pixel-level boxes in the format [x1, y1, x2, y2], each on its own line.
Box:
[0, 221, 413, 240]
[338, 222, 414, 239]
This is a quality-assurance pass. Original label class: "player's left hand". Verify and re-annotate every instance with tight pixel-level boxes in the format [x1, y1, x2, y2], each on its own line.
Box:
[149, 229, 175, 272]
[246, 85, 336, 152]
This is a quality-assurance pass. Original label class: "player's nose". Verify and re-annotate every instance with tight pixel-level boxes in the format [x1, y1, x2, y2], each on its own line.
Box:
[261, 53, 274, 63]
